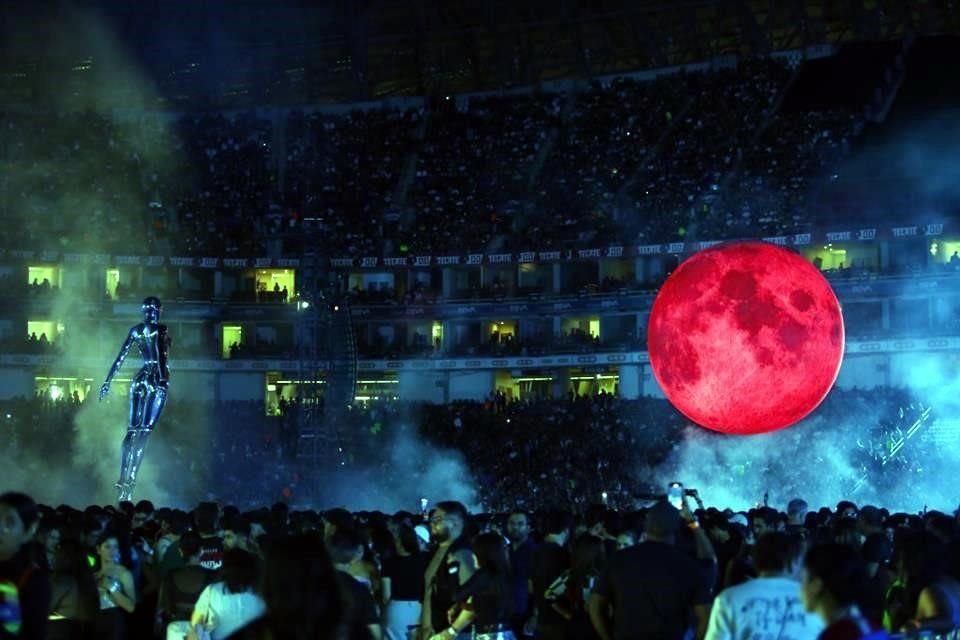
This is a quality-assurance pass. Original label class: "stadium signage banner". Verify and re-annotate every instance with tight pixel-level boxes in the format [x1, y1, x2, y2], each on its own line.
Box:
[817, 229, 876, 242]
[637, 245, 663, 254]
[357, 295, 652, 319]
[5, 337, 960, 372]
[1, 223, 947, 270]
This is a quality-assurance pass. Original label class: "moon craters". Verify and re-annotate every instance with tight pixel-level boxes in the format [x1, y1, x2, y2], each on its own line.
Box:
[790, 289, 815, 312]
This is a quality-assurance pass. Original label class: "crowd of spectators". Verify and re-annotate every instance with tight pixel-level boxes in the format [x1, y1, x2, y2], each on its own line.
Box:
[0, 111, 148, 255]
[282, 108, 420, 256]
[2, 385, 959, 640]
[629, 59, 797, 242]
[0, 55, 866, 261]
[722, 108, 863, 234]
[355, 327, 624, 360]
[524, 75, 686, 250]
[1, 333, 61, 355]
[3, 460, 960, 639]
[1, 384, 939, 518]
[404, 94, 563, 255]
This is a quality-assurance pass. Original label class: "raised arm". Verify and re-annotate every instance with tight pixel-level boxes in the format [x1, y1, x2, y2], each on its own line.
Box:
[157, 325, 170, 385]
[100, 327, 136, 399]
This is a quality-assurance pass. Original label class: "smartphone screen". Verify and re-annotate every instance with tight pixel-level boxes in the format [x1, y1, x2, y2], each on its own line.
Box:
[667, 482, 684, 509]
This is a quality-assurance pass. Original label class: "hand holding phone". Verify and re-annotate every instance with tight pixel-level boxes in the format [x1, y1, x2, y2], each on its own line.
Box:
[667, 482, 684, 509]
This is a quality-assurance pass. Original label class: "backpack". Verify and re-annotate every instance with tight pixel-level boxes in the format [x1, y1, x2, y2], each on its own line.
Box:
[0, 565, 37, 637]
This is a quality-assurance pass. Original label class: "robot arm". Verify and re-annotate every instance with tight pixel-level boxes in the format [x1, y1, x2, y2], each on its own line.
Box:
[100, 328, 136, 400]
[157, 325, 170, 386]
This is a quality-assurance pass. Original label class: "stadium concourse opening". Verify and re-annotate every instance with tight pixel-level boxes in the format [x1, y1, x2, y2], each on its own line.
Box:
[493, 369, 619, 401]
[33, 375, 95, 402]
[264, 372, 398, 414]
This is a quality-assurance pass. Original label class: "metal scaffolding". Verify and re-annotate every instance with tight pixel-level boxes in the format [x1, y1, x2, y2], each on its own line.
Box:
[294, 249, 358, 499]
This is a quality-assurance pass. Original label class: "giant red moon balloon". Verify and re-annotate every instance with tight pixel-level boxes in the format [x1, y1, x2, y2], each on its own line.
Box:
[647, 241, 845, 435]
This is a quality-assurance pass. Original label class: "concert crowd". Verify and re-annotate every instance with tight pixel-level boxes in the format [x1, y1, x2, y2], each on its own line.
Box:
[0, 58, 864, 262]
[2, 473, 959, 640]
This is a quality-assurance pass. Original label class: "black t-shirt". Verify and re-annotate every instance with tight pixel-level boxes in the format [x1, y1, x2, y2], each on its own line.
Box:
[160, 565, 217, 620]
[508, 539, 537, 617]
[454, 569, 513, 627]
[382, 552, 428, 602]
[0, 548, 51, 640]
[430, 537, 471, 631]
[529, 542, 570, 627]
[198, 535, 224, 571]
[336, 570, 379, 632]
[594, 541, 711, 640]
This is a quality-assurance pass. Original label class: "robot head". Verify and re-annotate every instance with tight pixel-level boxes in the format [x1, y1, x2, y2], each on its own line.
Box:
[142, 296, 162, 323]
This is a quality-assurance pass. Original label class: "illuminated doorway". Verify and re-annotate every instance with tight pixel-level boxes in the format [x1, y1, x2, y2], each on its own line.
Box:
[222, 325, 243, 359]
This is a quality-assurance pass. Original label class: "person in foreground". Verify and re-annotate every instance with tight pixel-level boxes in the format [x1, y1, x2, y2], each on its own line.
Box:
[588, 499, 714, 640]
[94, 533, 136, 640]
[430, 532, 514, 640]
[225, 533, 376, 640]
[800, 544, 889, 640]
[706, 532, 823, 640]
[0, 492, 51, 640]
[188, 548, 265, 640]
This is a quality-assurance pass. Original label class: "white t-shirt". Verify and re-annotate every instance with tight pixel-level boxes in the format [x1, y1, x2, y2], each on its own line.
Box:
[705, 576, 824, 640]
[192, 581, 267, 640]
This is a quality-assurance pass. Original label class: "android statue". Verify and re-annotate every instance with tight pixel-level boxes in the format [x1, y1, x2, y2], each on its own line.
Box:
[99, 296, 170, 502]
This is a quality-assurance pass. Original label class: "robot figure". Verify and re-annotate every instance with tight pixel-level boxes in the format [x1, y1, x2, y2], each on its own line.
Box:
[99, 296, 170, 502]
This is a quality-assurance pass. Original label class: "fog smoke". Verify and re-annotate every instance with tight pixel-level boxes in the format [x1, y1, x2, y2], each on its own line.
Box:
[300, 423, 480, 514]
